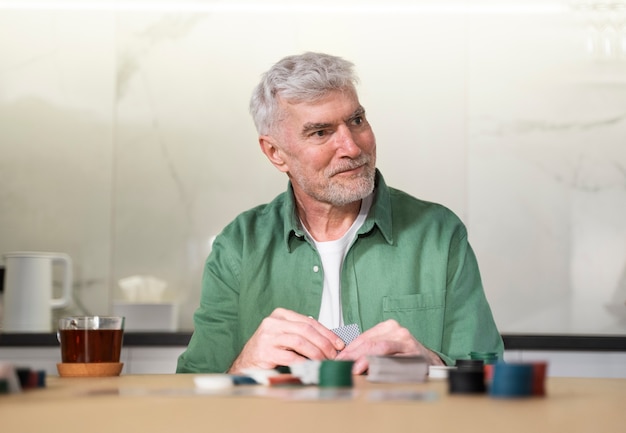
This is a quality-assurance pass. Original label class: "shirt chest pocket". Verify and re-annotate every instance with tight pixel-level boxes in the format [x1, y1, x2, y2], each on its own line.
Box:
[382, 291, 446, 350]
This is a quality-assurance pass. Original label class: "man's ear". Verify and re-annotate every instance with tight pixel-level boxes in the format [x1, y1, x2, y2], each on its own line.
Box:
[259, 135, 289, 173]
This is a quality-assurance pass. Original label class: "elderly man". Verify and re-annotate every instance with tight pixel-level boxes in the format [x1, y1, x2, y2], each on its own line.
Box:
[177, 52, 503, 374]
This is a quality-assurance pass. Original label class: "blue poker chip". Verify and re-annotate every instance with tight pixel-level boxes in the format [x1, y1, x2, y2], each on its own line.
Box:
[490, 362, 533, 398]
[36, 370, 46, 388]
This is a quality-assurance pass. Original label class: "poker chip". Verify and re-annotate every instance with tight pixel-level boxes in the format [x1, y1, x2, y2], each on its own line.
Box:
[230, 375, 258, 385]
[455, 359, 485, 371]
[484, 363, 495, 383]
[489, 362, 533, 398]
[0, 363, 22, 394]
[428, 365, 456, 380]
[289, 360, 322, 385]
[469, 351, 499, 365]
[15, 368, 31, 388]
[240, 368, 280, 385]
[13, 367, 46, 390]
[193, 375, 234, 391]
[531, 361, 548, 396]
[447, 368, 486, 394]
[267, 375, 303, 386]
[36, 370, 46, 388]
[318, 360, 354, 388]
[458, 354, 498, 384]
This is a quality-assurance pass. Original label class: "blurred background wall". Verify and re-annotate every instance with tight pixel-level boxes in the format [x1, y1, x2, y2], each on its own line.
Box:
[1, 0, 625, 333]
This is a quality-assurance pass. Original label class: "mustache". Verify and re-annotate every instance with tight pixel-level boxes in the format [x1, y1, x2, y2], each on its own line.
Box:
[327, 155, 373, 177]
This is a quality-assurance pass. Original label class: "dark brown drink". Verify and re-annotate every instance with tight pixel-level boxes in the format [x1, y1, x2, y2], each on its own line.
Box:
[59, 329, 123, 363]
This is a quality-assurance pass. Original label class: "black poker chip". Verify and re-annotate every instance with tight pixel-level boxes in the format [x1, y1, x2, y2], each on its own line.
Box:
[455, 359, 484, 370]
[448, 368, 486, 394]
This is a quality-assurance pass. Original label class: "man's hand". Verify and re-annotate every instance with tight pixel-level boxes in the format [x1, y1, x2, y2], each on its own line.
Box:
[334, 319, 444, 374]
[227, 308, 345, 374]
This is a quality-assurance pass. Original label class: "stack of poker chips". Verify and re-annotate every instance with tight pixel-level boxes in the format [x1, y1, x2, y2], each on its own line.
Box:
[0, 363, 46, 394]
[446, 355, 548, 398]
[448, 359, 487, 394]
[490, 361, 548, 398]
[16, 367, 47, 390]
[469, 351, 499, 384]
[319, 360, 354, 388]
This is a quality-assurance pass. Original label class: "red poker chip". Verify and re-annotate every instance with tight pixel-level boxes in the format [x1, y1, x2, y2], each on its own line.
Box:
[268, 374, 303, 386]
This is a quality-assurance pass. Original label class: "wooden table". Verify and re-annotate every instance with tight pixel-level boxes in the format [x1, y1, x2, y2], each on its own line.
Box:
[1, 374, 624, 433]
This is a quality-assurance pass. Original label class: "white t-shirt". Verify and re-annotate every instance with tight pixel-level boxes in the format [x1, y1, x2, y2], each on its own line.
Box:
[301, 194, 373, 329]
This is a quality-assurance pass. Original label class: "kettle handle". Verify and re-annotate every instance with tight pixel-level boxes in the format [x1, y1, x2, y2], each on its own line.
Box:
[50, 253, 73, 309]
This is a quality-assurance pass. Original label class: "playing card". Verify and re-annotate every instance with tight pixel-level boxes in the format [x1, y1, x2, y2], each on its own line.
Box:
[330, 323, 361, 346]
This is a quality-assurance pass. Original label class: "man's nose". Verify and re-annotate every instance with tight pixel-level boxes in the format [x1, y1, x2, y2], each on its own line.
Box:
[335, 124, 361, 157]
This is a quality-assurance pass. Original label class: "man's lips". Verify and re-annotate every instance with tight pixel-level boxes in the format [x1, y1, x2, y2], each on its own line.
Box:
[336, 165, 363, 175]
[329, 161, 368, 177]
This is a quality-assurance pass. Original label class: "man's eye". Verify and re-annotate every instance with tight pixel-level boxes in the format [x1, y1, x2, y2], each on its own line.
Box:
[352, 116, 363, 126]
[311, 130, 326, 137]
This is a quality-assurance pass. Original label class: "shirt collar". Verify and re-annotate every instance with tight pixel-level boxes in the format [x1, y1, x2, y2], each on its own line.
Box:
[360, 170, 394, 245]
[283, 183, 306, 251]
[283, 169, 394, 251]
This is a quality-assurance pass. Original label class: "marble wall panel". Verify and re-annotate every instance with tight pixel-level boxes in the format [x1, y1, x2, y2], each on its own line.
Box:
[1, 1, 625, 334]
[467, 10, 626, 333]
[0, 11, 116, 325]
[109, 7, 468, 329]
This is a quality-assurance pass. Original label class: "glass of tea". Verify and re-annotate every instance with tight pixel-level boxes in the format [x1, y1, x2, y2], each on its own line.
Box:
[58, 316, 125, 364]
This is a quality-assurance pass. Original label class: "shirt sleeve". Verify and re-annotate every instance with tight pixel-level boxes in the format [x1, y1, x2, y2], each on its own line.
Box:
[433, 222, 504, 365]
[176, 233, 242, 373]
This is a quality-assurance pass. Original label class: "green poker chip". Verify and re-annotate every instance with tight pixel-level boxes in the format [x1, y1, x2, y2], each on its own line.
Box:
[469, 351, 499, 364]
[319, 360, 354, 388]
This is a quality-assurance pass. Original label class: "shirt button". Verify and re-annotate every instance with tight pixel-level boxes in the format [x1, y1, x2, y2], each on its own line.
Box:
[313, 265, 319, 273]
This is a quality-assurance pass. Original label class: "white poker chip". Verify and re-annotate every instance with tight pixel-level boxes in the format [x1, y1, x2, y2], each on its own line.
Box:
[193, 375, 234, 391]
[428, 365, 456, 380]
[289, 360, 322, 385]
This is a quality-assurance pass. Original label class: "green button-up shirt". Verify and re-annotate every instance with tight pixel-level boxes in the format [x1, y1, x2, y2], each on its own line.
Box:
[177, 171, 503, 373]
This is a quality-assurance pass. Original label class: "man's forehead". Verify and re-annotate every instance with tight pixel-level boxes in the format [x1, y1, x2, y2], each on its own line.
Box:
[279, 92, 362, 123]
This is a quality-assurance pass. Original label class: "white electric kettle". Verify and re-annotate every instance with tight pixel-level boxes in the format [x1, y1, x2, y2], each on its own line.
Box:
[2, 251, 73, 332]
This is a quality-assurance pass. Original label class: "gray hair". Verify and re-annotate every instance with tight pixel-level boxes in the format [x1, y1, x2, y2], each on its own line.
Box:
[249, 52, 359, 135]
